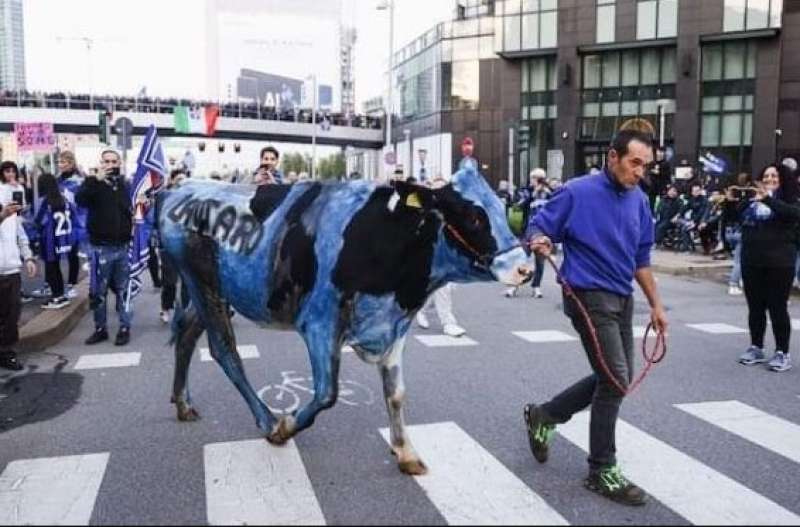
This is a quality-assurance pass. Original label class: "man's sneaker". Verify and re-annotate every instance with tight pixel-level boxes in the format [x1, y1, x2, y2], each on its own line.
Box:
[524, 403, 556, 463]
[415, 311, 430, 329]
[739, 345, 767, 365]
[767, 351, 792, 372]
[0, 350, 23, 371]
[42, 296, 71, 310]
[504, 287, 517, 298]
[64, 285, 78, 299]
[114, 327, 131, 347]
[160, 309, 172, 324]
[585, 465, 647, 506]
[85, 327, 109, 346]
[533, 287, 543, 298]
[20, 293, 33, 304]
[30, 285, 52, 298]
[443, 323, 466, 337]
[728, 285, 743, 296]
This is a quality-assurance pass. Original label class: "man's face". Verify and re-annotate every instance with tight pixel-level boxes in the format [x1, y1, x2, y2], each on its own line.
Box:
[261, 151, 279, 171]
[667, 187, 678, 198]
[607, 140, 653, 190]
[691, 185, 702, 197]
[101, 153, 121, 173]
[3, 168, 16, 183]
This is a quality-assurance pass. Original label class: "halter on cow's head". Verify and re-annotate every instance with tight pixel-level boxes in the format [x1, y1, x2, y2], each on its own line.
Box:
[391, 167, 532, 286]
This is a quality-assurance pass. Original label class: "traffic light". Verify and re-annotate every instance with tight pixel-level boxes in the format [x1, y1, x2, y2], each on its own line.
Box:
[98, 110, 112, 145]
[518, 124, 530, 152]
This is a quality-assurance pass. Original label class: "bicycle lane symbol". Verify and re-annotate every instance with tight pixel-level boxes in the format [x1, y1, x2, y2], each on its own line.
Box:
[256, 370, 376, 416]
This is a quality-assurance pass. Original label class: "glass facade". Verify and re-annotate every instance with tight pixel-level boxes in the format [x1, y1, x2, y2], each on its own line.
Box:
[0, 0, 26, 91]
[597, 0, 616, 44]
[700, 40, 757, 173]
[495, 0, 558, 53]
[637, 0, 679, 40]
[580, 47, 677, 142]
[723, 0, 783, 32]
[519, 56, 557, 181]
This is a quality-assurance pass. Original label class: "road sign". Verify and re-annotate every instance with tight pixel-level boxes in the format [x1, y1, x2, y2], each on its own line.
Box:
[114, 117, 134, 150]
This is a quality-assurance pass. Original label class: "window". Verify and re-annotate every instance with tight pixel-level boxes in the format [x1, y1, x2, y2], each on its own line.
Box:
[637, 0, 678, 40]
[447, 60, 480, 110]
[520, 56, 557, 181]
[580, 48, 677, 142]
[498, 0, 558, 52]
[700, 40, 757, 173]
[724, 0, 782, 31]
[597, 0, 616, 44]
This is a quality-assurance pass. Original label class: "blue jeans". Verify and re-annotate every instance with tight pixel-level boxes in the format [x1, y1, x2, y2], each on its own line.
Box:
[89, 244, 133, 330]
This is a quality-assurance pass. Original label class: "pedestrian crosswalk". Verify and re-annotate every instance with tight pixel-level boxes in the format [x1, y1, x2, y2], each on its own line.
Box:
[2, 398, 799, 525]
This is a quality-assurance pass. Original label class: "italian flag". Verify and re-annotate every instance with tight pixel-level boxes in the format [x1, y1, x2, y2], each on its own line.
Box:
[174, 105, 219, 136]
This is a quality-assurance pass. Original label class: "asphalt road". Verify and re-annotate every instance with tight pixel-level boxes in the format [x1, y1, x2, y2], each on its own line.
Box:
[1, 271, 799, 525]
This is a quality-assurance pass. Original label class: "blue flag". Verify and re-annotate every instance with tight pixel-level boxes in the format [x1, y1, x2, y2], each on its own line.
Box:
[127, 125, 166, 301]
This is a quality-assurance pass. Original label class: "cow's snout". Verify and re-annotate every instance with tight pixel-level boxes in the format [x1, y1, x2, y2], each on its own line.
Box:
[517, 264, 534, 283]
[490, 247, 535, 286]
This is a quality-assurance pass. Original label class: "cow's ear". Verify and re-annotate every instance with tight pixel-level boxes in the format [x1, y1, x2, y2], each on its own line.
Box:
[390, 180, 435, 212]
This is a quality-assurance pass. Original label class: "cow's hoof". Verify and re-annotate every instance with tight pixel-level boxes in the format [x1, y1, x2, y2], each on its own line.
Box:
[176, 403, 201, 422]
[398, 458, 428, 476]
[266, 416, 295, 445]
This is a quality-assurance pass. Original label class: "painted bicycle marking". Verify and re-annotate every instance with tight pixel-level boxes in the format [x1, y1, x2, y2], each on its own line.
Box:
[256, 370, 376, 415]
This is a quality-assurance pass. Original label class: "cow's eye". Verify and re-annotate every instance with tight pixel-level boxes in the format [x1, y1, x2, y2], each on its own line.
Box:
[470, 211, 484, 229]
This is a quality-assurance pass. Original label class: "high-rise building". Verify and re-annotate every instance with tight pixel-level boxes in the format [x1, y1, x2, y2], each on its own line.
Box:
[340, 27, 357, 115]
[0, 0, 25, 91]
[389, 0, 798, 186]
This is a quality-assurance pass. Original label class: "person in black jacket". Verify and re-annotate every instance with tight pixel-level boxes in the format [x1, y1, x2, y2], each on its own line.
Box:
[75, 150, 134, 346]
[737, 163, 800, 372]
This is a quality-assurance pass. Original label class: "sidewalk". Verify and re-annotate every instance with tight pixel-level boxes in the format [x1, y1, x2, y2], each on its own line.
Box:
[650, 249, 733, 284]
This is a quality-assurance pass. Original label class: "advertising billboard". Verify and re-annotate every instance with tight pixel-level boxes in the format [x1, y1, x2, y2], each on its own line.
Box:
[237, 70, 333, 110]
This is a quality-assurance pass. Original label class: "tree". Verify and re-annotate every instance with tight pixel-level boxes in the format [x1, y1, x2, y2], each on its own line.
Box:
[317, 152, 345, 180]
[281, 152, 309, 175]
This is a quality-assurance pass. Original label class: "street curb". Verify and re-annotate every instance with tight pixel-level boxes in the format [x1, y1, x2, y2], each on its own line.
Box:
[651, 263, 732, 281]
[17, 279, 89, 353]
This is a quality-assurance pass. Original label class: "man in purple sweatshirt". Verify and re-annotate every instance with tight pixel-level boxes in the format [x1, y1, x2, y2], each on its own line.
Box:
[523, 129, 668, 506]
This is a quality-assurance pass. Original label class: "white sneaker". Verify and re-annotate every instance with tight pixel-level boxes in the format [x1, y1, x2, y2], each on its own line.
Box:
[415, 311, 430, 329]
[534, 287, 543, 298]
[160, 310, 172, 324]
[504, 287, 517, 298]
[65, 285, 78, 299]
[443, 324, 466, 337]
[42, 297, 71, 310]
[728, 285, 743, 296]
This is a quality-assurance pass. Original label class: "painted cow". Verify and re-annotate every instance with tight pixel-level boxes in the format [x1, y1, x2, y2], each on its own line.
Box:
[157, 167, 532, 475]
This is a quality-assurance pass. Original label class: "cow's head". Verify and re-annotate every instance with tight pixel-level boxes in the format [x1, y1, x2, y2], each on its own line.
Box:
[391, 167, 532, 286]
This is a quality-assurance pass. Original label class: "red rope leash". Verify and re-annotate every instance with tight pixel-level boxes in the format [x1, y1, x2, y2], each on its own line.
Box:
[543, 254, 667, 396]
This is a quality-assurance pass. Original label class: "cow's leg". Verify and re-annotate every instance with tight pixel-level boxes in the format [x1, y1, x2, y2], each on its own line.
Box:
[268, 321, 342, 445]
[379, 335, 427, 475]
[170, 307, 205, 422]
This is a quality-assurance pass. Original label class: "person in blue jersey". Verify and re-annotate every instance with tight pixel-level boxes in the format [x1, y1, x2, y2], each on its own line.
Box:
[56, 151, 86, 299]
[34, 173, 77, 310]
[522, 129, 668, 507]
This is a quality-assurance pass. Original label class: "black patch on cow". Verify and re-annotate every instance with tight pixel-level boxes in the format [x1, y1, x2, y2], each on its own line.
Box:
[267, 184, 322, 324]
[250, 184, 293, 222]
[185, 232, 220, 291]
[332, 187, 440, 311]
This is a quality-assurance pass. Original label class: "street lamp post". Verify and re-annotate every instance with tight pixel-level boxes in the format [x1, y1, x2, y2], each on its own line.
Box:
[377, 0, 395, 155]
[306, 74, 319, 180]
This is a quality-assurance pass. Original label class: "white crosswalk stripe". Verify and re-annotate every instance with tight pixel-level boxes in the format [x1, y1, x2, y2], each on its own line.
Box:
[414, 335, 479, 347]
[558, 412, 800, 525]
[74, 352, 141, 370]
[0, 453, 110, 525]
[686, 323, 748, 334]
[380, 422, 568, 525]
[199, 344, 260, 362]
[204, 439, 325, 526]
[675, 400, 800, 464]
[512, 330, 577, 343]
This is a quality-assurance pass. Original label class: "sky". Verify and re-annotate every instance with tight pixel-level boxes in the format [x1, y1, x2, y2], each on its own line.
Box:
[22, 0, 453, 109]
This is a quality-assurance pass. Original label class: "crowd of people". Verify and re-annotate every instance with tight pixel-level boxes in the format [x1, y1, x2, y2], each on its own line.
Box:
[0, 89, 382, 130]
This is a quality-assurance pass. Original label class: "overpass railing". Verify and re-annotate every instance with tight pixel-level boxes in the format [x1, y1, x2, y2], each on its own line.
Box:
[0, 90, 383, 131]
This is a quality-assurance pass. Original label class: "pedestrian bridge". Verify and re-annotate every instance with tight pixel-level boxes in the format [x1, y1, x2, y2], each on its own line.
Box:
[0, 106, 384, 150]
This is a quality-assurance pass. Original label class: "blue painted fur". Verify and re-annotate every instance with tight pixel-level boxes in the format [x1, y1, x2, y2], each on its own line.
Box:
[158, 168, 532, 474]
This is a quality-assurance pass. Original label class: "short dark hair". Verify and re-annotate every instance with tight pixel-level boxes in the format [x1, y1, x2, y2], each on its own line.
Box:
[260, 146, 279, 159]
[100, 149, 120, 160]
[610, 130, 653, 159]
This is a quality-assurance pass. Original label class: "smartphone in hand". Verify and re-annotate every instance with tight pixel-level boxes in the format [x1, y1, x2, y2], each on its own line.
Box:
[11, 190, 24, 206]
